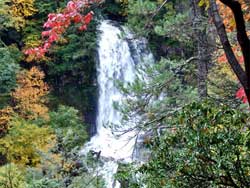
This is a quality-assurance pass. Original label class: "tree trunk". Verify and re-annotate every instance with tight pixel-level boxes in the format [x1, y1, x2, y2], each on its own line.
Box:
[191, 0, 210, 99]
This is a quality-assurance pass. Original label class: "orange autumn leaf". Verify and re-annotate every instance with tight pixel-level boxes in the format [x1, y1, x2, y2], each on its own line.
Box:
[12, 67, 49, 120]
[214, 0, 250, 103]
[217, 0, 250, 32]
[217, 54, 227, 63]
[0, 107, 14, 137]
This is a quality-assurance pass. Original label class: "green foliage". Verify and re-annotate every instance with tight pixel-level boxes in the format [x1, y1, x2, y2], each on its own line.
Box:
[65, 152, 105, 188]
[46, 20, 98, 121]
[0, 118, 54, 166]
[208, 61, 240, 106]
[154, 12, 190, 43]
[0, 1, 100, 188]
[0, 46, 21, 94]
[127, 0, 168, 57]
[24, 151, 105, 188]
[115, 58, 197, 133]
[22, 0, 68, 49]
[25, 167, 62, 188]
[49, 105, 88, 154]
[0, 0, 16, 30]
[126, 0, 193, 58]
[127, 0, 189, 36]
[0, 163, 27, 188]
[49, 84, 97, 119]
[115, 163, 139, 188]
[126, 101, 250, 188]
[47, 20, 97, 86]
[113, 57, 196, 187]
[127, 0, 158, 36]
[26, 179, 60, 188]
[34, 0, 67, 18]
[68, 174, 105, 188]
[102, 0, 127, 19]
[0, 0, 37, 31]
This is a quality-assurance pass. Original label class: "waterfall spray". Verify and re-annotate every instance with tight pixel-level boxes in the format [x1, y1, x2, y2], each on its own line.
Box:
[81, 20, 153, 188]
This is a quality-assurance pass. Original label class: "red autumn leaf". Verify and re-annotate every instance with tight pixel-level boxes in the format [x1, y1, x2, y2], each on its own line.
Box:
[83, 12, 93, 25]
[24, 0, 99, 59]
[48, 33, 59, 43]
[73, 14, 82, 23]
[41, 31, 50, 37]
[48, 13, 56, 20]
[24, 49, 32, 55]
[236, 87, 248, 103]
[238, 56, 244, 64]
[43, 42, 51, 50]
[79, 24, 87, 31]
[217, 54, 227, 63]
[67, 1, 77, 12]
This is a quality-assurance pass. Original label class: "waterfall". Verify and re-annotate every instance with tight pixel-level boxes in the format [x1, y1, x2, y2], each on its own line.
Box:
[81, 20, 153, 188]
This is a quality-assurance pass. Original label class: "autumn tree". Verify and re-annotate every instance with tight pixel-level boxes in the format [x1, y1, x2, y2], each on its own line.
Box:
[24, 0, 101, 61]
[12, 67, 49, 120]
[0, 163, 27, 188]
[0, 107, 13, 138]
[0, 0, 102, 186]
[0, 0, 37, 31]
[0, 118, 54, 166]
[208, 0, 250, 104]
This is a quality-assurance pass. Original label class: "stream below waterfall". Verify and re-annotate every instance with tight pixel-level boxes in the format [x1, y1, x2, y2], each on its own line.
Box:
[81, 20, 153, 188]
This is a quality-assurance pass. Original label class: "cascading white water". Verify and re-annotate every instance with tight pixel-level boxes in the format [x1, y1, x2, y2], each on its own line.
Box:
[81, 20, 153, 188]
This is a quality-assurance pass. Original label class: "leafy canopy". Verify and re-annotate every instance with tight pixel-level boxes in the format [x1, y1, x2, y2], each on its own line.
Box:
[126, 101, 250, 188]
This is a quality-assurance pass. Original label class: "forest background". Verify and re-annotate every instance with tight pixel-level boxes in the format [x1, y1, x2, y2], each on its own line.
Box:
[0, 0, 250, 187]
